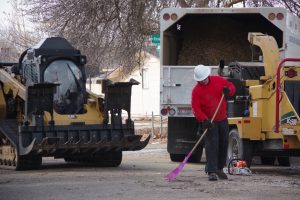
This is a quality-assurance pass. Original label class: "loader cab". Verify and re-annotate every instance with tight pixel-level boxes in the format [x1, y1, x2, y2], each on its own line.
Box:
[21, 37, 87, 115]
[44, 59, 85, 114]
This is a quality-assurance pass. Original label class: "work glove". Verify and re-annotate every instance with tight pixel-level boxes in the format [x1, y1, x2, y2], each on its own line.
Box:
[202, 120, 213, 130]
[196, 123, 208, 146]
[223, 86, 230, 98]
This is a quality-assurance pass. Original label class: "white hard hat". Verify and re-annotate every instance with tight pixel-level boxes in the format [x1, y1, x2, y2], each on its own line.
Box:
[194, 65, 211, 81]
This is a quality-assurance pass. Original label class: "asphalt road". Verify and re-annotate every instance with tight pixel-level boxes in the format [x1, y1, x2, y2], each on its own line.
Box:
[0, 143, 300, 200]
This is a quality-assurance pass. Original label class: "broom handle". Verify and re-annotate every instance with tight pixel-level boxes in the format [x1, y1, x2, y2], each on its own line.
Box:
[189, 94, 225, 155]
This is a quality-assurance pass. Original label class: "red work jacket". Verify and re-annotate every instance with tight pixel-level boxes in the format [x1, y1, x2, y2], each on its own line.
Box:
[191, 76, 236, 122]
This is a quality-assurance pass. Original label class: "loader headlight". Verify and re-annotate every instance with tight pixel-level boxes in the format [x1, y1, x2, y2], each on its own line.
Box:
[41, 56, 47, 63]
[79, 56, 87, 64]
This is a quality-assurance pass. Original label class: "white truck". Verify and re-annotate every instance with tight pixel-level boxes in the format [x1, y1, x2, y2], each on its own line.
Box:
[160, 7, 300, 165]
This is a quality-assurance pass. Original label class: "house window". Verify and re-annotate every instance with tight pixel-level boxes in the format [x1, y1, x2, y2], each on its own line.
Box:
[142, 68, 149, 89]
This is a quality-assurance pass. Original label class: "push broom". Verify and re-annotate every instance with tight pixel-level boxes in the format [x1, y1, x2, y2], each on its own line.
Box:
[164, 94, 225, 181]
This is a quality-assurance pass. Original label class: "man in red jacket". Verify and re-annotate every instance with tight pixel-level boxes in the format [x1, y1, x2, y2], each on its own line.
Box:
[191, 64, 236, 181]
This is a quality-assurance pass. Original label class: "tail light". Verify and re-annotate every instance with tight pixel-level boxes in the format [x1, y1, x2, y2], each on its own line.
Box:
[169, 108, 176, 116]
[161, 107, 176, 116]
[163, 13, 170, 21]
[171, 13, 178, 21]
[268, 13, 284, 21]
[163, 13, 178, 21]
[161, 108, 169, 115]
[243, 120, 251, 124]
[276, 13, 284, 20]
[268, 13, 275, 20]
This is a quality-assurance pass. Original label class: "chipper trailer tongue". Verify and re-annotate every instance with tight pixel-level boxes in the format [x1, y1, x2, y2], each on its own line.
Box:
[0, 37, 150, 170]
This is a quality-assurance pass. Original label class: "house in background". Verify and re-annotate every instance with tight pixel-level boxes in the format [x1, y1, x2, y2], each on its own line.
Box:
[122, 52, 160, 117]
[86, 51, 160, 117]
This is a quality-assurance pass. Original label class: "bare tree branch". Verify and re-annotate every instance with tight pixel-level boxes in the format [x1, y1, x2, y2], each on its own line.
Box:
[178, 0, 190, 7]
[224, 0, 245, 7]
[4, 0, 297, 76]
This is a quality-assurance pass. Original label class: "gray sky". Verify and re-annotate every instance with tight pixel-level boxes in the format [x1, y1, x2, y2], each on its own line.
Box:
[0, 0, 12, 27]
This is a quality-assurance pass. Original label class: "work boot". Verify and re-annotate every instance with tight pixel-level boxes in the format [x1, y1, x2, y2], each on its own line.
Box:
[216, 170, 228, 180]
[208, 173, 218, 181]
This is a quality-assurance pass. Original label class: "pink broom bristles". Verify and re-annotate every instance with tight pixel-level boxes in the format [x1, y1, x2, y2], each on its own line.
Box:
[164, 152, 192, 181]
[164, 130, 207, 181]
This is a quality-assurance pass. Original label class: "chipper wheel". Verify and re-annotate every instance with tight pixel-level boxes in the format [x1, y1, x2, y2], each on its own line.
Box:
[170, 145, 204, 163]
[227, 128, 253, 167]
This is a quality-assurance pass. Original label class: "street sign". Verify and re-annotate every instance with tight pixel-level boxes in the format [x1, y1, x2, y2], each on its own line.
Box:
[151, 34, 160, 44]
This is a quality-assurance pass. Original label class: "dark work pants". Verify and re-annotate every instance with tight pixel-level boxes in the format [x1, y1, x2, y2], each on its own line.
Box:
[204, 119, 229, 173]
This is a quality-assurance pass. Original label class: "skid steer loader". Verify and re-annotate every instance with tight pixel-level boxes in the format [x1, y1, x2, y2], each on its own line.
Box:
[0, 37, 150, 170]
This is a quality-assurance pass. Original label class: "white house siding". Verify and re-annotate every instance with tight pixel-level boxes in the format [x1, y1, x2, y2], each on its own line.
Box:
[125, 54, 160, 116]
[86, 78, 102, 95]
[86, 53, 160, 116]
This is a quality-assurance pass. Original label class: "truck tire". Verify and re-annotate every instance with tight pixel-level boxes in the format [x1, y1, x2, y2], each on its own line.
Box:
[170, 154, 185, 162]
[227, 128, 253, 167]
[170, 146, 203, 163]
[261, 156, 275, 165]
[190, 145, 204, 163]
[277, 156, 290, 166]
